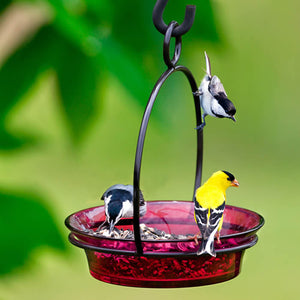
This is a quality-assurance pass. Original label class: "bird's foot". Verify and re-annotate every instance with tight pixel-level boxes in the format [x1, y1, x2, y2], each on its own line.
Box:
[216, 232, 221, 244]
[195, 123, 205, 131]
[193, 90, 202, 96]
[96, 221, 108, 232]
[188, 234, 201, 245]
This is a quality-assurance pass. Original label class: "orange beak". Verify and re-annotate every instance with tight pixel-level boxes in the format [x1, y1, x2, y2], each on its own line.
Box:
[231, 179, 239, 187]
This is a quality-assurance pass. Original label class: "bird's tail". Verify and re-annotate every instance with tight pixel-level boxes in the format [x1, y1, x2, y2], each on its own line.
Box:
[197, 237, 216, 257]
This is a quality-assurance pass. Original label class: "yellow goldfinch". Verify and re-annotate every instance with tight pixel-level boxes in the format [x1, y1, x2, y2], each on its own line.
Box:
[194, 170, 239, 256]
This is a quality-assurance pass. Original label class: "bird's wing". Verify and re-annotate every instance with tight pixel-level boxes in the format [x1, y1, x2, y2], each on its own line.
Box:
[211, 95, 236, 116]
[194, 200, 209, 229]
[138, 190, 145, 205]
[195, 185, 226, 236]
[207, 201, 225, 234]
[208, 75, 227, 97]
[209, 76, 236, 116]
[198, 201, 225, 241]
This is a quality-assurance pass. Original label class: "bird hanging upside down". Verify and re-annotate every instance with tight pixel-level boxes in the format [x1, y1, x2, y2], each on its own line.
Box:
[194, 170, 239, 256]
[97, 184, 146, 234]
[194, 52, 236, 130]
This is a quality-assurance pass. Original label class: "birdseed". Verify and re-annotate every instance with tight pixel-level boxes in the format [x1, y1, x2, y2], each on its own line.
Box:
[84, 223, 195, 240]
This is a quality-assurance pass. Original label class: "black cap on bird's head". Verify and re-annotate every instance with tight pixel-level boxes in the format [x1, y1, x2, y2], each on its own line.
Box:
[222, 170, 235, 181]
[222, 171, 239, 187]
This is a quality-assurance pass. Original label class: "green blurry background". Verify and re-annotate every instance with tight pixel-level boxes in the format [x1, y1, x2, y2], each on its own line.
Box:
[0, 0, 298, 299]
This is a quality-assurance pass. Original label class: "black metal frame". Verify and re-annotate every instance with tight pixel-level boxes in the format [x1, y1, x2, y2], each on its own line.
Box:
[152, 0, 196, 37]
[133, 1, 203, 255]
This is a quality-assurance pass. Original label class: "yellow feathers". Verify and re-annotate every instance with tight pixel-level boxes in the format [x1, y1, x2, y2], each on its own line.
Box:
[195, 170, 238, 208]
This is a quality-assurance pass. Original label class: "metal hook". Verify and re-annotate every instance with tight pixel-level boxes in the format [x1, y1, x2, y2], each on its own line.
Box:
[163, 21, 182, 68]
[152, 0, 196, 37]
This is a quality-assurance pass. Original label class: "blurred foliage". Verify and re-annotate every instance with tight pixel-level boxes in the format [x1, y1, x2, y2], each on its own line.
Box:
[0, 0, 218, 148]
[0, 0, 219, 277]
[0, 0, 299, 299]
[0, 190, 66, 275]
[0, 0, 11, 11]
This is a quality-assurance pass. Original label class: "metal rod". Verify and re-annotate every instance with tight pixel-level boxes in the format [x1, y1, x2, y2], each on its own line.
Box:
[133, 1, 201, 256]
[163, 21, 182, 68]
[133, 65, 203, 255]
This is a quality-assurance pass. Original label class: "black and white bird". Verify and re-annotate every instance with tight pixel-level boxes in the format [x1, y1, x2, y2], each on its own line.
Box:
[98, 184, 146, 234]
[194, 52, 236, 130]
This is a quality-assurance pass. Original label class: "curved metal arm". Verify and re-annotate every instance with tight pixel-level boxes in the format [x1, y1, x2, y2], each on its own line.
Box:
[152, 0, 196, 37]
[133, 66, 203, 255]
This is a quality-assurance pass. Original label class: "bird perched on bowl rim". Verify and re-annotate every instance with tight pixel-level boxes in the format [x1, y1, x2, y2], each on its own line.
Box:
[194, 52, 236, 130]
[194, 170, 239, 256]
[97, 184, 146, 234]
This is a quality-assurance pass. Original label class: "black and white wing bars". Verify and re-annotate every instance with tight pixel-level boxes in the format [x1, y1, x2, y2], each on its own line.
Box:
[195, 201, 226, 256]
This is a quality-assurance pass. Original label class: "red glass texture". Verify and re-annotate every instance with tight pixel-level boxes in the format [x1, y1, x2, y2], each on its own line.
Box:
[65, 201, 264, 287]
[86, 250, 243, 288]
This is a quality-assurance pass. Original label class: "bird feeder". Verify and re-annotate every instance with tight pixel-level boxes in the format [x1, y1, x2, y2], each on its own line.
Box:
[65, 0, 264, 288]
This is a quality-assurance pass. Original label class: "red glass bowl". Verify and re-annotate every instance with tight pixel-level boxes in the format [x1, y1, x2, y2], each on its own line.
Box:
[65, 201, 264, 288]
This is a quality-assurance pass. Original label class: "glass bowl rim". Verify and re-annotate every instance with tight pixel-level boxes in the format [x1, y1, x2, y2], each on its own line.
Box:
[68, 232, 258, 257]
[65, 200, 265, 243]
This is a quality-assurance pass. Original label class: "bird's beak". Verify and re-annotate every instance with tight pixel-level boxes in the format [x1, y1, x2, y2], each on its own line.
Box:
[230, 116, 236, 122]
[231, 179, 239, 187]
[204, 51, 212, 78]
[109, 222, 115, 234]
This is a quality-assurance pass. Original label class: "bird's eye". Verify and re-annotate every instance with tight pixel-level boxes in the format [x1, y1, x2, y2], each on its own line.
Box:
[227, 177, 231, 181]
